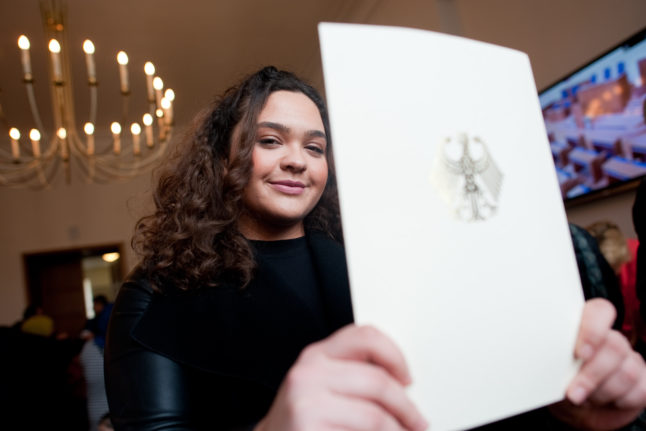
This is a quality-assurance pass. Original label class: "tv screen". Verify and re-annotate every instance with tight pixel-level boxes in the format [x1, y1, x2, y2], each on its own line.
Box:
[539, 27, 646, 202]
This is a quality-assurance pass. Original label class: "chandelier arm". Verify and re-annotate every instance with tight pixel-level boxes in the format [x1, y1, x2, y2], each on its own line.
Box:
[0, 136, 60, 169]
[67, 132, 91, 157]
[0, 168, 42, 187]
[121, 93, 129, 127]
[66, 133, 150, 176]
[72, 158, 124, 183]
[35, 138, 59, 187]
[68, 153, 92, 182]
[69, 135, 113, 157]
[0, 146, 18, 160]
[93, 148, 167, 172]
[0, 151, 59, 188]
[25, 82, 46, 138]
[32, 153, 59, 188]
[64, 129, 169, 182]
[36, 164, 49, 187]
[70, 153, 146, 182]
[89, 85, 97, 126]
[41, 135, 61, 160]
[0, 153, 45, 174]
[90, 145, 168, 176]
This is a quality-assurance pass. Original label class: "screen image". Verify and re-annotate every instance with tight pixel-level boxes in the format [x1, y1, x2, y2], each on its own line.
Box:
[539, 28, 646, 201]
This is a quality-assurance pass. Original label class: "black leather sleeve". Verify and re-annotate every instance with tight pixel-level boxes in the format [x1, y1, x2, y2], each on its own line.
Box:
[105, 275, 261, 431]
[105, 277, 199, 430]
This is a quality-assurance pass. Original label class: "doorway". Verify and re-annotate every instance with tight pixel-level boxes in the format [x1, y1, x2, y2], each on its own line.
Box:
[23, 244, 125, 337]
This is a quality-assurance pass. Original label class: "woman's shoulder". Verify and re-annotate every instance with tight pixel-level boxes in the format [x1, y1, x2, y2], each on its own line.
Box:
[113, 266, 157, 314]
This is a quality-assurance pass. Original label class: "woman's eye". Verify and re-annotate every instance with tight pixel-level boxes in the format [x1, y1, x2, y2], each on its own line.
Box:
[306, 145, 325, 155]
[259, 138, 280, 146]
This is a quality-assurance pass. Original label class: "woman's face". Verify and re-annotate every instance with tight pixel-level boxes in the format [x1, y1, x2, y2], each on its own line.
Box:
[238, 90, 328, 240]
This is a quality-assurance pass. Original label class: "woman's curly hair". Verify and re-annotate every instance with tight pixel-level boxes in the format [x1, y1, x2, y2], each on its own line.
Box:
[132, 66, 342, 292]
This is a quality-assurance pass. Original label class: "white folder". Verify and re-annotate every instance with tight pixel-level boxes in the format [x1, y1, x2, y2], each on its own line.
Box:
[318, 23, 584, 431]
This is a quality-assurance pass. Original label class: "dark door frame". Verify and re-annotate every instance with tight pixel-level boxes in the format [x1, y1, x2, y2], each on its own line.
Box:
[22, 243, 126, 336]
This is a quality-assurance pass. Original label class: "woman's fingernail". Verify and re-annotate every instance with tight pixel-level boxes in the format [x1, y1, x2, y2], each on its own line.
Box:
[568, 385, 587, 405]
[579, 343, 594, 360]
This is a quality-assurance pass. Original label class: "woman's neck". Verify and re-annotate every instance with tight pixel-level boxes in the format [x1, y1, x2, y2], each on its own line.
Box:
[238, 214, 305, 241]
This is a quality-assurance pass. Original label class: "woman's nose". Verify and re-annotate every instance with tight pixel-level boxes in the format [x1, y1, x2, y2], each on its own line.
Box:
[280, 144, 306, 172]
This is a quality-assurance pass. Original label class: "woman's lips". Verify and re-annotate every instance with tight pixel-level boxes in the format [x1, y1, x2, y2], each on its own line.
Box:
[269, 180, 306, 195]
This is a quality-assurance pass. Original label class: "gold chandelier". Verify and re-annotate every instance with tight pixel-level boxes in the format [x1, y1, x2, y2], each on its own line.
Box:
[0, 1, 175, 188]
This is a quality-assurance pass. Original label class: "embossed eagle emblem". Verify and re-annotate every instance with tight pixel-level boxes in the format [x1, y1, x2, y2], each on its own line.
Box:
[430, 133, 503, 222]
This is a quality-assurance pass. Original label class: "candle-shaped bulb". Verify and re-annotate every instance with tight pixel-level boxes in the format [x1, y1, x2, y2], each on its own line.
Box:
[18, 35, 32, 81]
[83, 39, 97, 84]
[18, 35, 30, 50]
[83, 39, 95, 54]
[9, 128, 21, 160]
[117, 51, 129, 93]
[142, 113, 154, 147]
[153, 76, 164, 107]
[164, 88, 175, 101]
[30, 128, 41, 158]
[49, 39, 63, 82]
[144, 63, 156, 102]
[155, 108, 164, 118]
[58, 128, 69, 160]
[144, 62, 155, 76]
[48, 39, 61, 53]
[111, 122, 122, 135]
[84, 122, 95, 156]
[161, 96, 174, 125]
[153, 76, 163, 90]
[111, 122, 122, 154]
[9, 128, 21, 140]
[131, 123, 142, 155]
[117, 51, 128, 65]
[84, 122, 95, 135]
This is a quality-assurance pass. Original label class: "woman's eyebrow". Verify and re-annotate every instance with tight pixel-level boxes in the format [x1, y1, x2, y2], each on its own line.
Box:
[305, 129, 326, 139]
[258, 121, 289, 133]
[258, 121, 326, 140]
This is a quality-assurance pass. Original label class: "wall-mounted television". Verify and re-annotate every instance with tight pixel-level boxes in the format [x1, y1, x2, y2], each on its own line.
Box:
[539, 27, 646, 204]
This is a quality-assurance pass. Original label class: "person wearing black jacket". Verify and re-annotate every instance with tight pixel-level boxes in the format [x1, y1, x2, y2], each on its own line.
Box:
[105, 67, 646, 431]
[635, 180, 646, 326]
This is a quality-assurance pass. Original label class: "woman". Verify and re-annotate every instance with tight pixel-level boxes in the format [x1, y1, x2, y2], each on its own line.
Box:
[105, 67, 646, 430]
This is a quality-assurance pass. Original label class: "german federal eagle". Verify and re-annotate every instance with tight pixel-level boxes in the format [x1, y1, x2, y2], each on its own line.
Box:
[430, 133, 503, 222]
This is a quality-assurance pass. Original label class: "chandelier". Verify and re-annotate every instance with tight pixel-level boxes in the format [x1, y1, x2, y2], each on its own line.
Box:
[0, 1, 175, 188]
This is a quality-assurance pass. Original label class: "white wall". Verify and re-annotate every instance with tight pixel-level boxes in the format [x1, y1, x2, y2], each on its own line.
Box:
[0, 174, 153, 325]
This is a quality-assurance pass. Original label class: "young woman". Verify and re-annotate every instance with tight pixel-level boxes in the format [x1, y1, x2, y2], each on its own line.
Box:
[105, 67, 646, 431]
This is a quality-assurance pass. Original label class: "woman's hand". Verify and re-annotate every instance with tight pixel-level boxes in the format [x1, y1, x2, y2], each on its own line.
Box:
[550, 298, 646, 430]
[256, 325, 428, 431]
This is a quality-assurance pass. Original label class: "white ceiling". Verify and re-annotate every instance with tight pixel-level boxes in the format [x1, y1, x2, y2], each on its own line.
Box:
[1, 0, 646, 139]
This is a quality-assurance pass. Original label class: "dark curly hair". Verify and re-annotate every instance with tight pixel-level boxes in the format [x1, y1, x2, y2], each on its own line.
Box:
[132, 66, 342, 291]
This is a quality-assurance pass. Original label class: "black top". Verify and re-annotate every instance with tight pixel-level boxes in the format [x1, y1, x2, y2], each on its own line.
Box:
[250, 237, 327, 332]
[105, 232, 354, 430]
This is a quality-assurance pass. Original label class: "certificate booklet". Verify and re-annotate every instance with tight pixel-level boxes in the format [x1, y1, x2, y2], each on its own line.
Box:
[318, 23, 584, 430]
